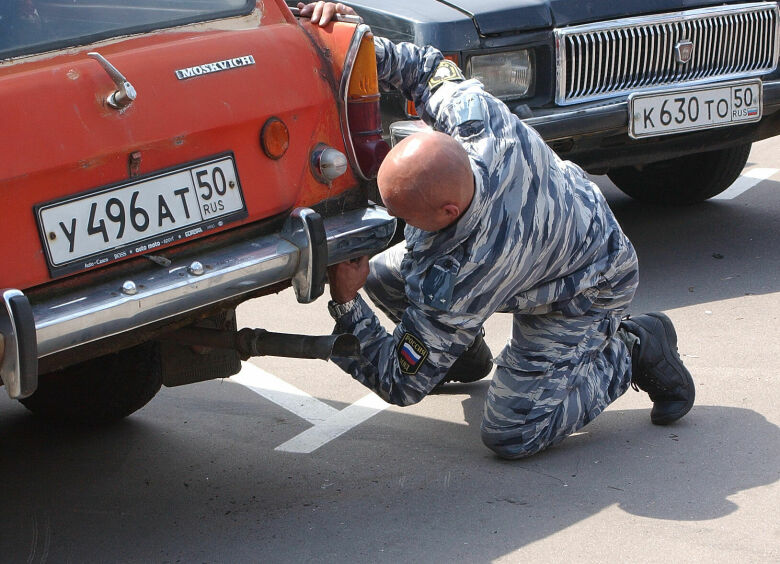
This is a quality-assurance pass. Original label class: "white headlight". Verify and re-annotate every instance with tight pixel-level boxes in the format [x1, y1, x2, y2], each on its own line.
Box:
[467, 50, 533, 99]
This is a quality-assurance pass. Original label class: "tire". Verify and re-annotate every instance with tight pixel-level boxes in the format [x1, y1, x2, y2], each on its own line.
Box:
[607, 143, 751, 205]
[20, 342, 162, 424]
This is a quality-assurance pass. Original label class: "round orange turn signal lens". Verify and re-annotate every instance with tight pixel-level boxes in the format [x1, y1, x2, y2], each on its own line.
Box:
[260, 117, 289, 160]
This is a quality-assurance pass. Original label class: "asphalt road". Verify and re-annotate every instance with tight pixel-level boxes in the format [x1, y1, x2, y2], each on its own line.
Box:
[1, 138, 778, 563]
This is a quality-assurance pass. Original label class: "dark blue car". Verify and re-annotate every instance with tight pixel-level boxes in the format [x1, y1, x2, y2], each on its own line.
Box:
[302, 0, 780, 204]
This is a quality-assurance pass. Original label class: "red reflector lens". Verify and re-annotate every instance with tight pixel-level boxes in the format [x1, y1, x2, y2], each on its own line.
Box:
[347, 100, 389, 177]
[347, 95, 381, 132]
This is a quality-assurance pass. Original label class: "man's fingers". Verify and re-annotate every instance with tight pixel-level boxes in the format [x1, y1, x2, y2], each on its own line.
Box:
[345, 256, 369, 271]
[355, 256, 370, 279]
[327, 256, 369, 303]
[297, 1, 357, 26]
[328, 256, 369, 276]
[321, 3, 337, 25]
[343, 3, 358, 16]
[346, 256, 369, 271]
[297, 2, 314, 17]
[324, 3, 356, 24]
[311, 1, 325, 24]
[297, 1, 326, 24]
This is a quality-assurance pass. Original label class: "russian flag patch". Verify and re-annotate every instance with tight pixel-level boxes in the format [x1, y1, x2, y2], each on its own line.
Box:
[398, 332, 429, 375]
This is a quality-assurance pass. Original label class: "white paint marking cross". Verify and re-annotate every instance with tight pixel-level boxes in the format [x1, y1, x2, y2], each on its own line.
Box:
[712, 167, 778, 200]
[230, 361, 390, 454]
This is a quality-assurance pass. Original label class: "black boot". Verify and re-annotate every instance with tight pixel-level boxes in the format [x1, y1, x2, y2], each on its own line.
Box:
[620, 313, 695, 425]
[441, 331, 493, 385]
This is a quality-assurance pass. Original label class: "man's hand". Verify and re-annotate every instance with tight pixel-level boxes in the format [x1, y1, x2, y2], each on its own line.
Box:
[297, 2, 357, 26]
[328, 256, 369, 304]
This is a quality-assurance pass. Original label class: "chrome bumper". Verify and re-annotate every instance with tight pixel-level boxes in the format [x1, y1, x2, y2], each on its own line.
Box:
[0, 206, 396, 399]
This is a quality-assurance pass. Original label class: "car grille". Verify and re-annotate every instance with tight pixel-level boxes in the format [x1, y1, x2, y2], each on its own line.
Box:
[554, 2, 780, 105]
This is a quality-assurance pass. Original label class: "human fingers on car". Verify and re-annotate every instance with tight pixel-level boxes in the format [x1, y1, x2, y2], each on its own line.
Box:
[297, 2, 357, 26]
[327, 256, 369, 303]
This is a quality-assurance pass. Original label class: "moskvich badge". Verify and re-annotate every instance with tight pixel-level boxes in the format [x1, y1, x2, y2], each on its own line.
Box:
[175, 55, 255, 80]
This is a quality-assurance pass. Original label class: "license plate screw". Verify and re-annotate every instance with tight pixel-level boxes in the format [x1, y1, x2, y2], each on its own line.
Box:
[121, 280, 138, 295]
[229, 181, 236, 189]
[188, 261, 205, 276]
[48, 232, 56, 241]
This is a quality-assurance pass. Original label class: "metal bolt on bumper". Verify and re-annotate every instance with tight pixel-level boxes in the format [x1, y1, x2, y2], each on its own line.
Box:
[0, 206, 396, 399]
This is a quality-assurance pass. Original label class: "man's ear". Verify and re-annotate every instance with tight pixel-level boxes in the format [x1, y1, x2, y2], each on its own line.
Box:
[442, 203, 461, 222]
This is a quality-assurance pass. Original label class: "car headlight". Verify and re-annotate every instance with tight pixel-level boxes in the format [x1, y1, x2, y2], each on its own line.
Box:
[466, 50, 533, 100]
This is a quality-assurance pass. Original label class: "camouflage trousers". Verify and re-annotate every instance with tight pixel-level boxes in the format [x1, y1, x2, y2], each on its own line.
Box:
[365, 242, 639, 459]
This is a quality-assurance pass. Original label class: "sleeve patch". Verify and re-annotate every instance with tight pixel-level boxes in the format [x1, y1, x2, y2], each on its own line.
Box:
[398, 332, 430, 375]
[422, 257, 459, 311]
[428, 59, 465, 91]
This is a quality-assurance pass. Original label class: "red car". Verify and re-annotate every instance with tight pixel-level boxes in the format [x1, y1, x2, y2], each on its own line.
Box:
[0, 0, 394, 422]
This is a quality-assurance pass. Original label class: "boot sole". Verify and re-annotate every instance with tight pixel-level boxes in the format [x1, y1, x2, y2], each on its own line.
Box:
[647, 312, 695, 425]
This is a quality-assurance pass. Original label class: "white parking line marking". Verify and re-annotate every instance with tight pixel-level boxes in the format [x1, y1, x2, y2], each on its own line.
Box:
[231, 362, 337, 424]
[712, 167, 778, 200]
[229, 361, 390, 453]
[275, 393, 390, 454]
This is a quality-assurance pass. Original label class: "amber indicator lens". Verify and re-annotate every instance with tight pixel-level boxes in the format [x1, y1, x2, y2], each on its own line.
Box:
[260, 117, 289, 159]
[345, 31, 389, 178]
[348, 34, 380, 99]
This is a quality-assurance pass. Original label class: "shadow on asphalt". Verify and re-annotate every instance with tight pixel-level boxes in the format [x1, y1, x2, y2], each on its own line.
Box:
[457, 381, 779, 520]
[599, 177, 780, 312]
[0, 382, 777, 562]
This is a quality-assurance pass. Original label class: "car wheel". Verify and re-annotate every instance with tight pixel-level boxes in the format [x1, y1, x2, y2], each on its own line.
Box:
[20, 342, 162, 424]
[607, 143, 751, 205]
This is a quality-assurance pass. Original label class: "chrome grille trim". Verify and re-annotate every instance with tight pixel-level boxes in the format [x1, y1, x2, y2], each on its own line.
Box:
[555, 2, 780, 105]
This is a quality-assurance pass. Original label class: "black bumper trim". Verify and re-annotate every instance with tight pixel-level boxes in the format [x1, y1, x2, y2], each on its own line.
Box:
[525, 80, 780, 141]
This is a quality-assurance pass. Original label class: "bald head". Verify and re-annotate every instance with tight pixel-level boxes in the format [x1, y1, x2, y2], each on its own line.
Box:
[378, 131, 474, 232]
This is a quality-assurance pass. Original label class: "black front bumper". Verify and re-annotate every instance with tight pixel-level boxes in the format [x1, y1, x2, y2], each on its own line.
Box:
[523, 79, 780, 172]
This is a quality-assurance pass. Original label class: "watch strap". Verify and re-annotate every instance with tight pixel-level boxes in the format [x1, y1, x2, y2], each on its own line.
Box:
[328, 297, 359, 319]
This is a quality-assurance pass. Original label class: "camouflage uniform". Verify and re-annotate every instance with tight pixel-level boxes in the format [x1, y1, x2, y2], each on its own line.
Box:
[330, 38, 639, 459]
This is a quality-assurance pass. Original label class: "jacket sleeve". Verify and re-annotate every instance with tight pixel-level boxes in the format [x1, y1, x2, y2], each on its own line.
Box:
[374, 37, 524, 178]
[373, 37, 451, 126]
[330, 288, 485, 406]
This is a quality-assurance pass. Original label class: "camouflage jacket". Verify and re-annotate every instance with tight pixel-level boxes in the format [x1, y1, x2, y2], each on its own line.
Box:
[331, 38, 636, 406]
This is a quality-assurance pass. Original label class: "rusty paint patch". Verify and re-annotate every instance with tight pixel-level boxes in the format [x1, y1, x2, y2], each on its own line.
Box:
[128, 152, 142, 177]
[66, 69, 80, 80]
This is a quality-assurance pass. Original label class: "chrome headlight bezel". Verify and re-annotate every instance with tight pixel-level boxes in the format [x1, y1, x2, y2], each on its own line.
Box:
[466, 49, 535, 100]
